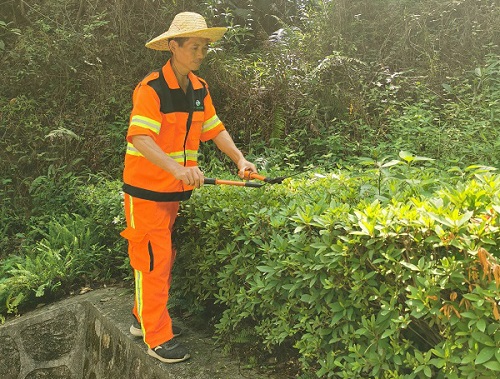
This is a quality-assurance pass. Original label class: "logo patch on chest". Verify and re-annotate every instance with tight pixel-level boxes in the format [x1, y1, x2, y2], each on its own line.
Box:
[194, 99, 203, 111]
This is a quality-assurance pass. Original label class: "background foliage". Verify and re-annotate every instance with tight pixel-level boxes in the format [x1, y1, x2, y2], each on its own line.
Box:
[0, 0, 499, 377]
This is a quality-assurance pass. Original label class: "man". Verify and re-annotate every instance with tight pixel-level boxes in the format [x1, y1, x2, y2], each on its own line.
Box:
[120, 12, 257, 363]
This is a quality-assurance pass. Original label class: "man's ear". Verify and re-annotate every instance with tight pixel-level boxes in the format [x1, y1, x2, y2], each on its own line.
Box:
[168, 39, 177, 52]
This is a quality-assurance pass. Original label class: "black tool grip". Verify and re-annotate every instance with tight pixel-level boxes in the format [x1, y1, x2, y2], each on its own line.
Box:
[245, 181, 264, 188]
[204, 178, 217, 185]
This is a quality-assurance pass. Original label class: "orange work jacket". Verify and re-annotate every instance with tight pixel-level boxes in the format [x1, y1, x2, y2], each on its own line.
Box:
[122, 60, 225, 202]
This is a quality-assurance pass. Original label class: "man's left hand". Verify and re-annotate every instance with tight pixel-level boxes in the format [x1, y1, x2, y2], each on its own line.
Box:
[237, 158, 257, 178]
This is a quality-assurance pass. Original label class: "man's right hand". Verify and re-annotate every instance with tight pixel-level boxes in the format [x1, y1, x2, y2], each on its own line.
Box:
[173, 166, 205, 188]
[131, 135, 205, 188]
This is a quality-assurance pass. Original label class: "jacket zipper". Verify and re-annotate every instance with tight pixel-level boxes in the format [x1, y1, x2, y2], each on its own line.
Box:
[183, 82, 194, 166]
[183, 112, 192, 166]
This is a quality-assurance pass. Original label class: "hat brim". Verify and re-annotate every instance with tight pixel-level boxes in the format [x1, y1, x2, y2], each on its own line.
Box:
[145, 27, 228, 51]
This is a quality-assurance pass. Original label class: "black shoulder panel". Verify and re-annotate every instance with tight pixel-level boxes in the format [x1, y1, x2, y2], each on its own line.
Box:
[148, 70, 176, 114]
[148, 69, 206, 114]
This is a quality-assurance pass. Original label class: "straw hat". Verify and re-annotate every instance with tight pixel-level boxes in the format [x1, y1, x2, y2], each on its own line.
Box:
[145, 12, 227, 51]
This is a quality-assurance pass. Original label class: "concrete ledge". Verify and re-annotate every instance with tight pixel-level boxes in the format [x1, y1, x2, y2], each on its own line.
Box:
[0, 287, 275, 379]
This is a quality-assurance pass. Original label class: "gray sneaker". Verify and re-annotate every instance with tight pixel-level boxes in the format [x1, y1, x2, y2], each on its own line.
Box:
[130, 317, 182, 338]
[148, 339, 190, 363]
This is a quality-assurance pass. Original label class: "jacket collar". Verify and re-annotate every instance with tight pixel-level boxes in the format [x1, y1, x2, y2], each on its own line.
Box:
[162, 59, 204, 90]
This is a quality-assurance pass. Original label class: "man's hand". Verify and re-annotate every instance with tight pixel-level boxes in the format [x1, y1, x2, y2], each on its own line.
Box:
[131, 135, 204, 188]
[173, 166, 205, 188]
[236, 158, 257, 179]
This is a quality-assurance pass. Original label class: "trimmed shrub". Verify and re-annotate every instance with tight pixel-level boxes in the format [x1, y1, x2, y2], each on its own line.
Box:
[173, 164, 500, 378]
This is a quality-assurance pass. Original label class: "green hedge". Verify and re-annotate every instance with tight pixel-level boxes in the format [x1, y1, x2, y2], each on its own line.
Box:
[173, 164, 500, 378]
[1, 159, 499, 377]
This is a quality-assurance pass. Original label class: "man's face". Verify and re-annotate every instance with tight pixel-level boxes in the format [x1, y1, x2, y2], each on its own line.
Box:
[171, 37, 210, 72]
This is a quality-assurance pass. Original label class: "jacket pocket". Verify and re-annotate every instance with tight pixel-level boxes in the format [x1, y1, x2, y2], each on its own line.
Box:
[191, 112, 204, 130]
[187, 111, 204, 146]
[120, 227, 155, 272]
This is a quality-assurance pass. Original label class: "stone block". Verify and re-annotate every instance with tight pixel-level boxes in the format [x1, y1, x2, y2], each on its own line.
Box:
[0, 335, 21, 379]
[20, 310, 78, 362]
[25, 365, 73, 378]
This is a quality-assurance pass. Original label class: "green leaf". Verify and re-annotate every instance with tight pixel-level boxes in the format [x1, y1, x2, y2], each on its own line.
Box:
[456, 211, 473, 227]
[462, 293, 481, 301]
[429, 358, 445, 369]
[301, 294, 314, 303]
[256, 266, 274, 273]
[331, 312, 343, 324]
[460, 353, 476, 364]
[475, 347, 496, 365]
[476, 318, 486, 333]
[431, 348, 445, 358]
[423, 366, 432, 378]
[398, 151, 434, 163]
[460, 311, 478, 319]
[401, 261, 420, 271]
[483, 360, 500, 371]
[381, 160, 401, 168]
[399, 151, 414, 162]
[330, 302, 343, 312]
[35, 284, 47, 297]
[471, 331, 495, 346]
[381, 328, 396, 339]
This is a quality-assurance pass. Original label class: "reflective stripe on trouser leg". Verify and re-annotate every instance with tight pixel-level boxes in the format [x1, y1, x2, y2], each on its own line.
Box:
[134, 269, 147, 338]
[133, 249, 173, 348]
[125, 198, 179, 348]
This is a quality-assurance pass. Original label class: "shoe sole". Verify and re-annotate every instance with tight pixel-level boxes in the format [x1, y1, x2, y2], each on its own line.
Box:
[147, 348, 190, 363]
[130, 325, 143, 337]
[130, 325, 182, 338]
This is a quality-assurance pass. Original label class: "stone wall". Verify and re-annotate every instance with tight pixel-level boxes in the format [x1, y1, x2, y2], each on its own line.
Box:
[0, 301, 87, 379]
[0, 287, 276, 379]
[0, 296, 185, 379]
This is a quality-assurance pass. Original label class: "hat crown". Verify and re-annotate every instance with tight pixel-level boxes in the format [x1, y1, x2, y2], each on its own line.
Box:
[145, 11, 227, 51]
[169, 12, 208, 34]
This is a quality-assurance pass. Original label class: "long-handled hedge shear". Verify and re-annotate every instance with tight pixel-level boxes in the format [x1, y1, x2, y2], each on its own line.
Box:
[203, 170, 291, 188]
[203, 177, 264, 188]
[242, 170, 288, 184]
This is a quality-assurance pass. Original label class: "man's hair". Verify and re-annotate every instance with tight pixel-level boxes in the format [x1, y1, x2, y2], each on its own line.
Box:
[168, 37, 189, 47]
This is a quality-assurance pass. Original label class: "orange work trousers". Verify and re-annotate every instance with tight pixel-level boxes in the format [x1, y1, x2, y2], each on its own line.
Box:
[120, 193, 179, 348]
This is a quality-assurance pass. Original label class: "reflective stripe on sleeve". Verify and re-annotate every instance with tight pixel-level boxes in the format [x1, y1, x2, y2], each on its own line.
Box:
[202, 114, 222, 133]
[185, 150, 198, 162]
[167, 150, 198, 163]
[130, 115, 161, 134]
[126, 143, 144, 157]
[126, 145, 198, 163]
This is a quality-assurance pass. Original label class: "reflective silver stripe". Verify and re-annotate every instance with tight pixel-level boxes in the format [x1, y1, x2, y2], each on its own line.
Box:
[184, 149, 198, 162]
[129, 195, 135, 229]
[130, 115, 161, 134]
[168, 152, 184, 163]
[167, 150, 198, 163]
[202, 114, 221, 133]
[126, 143, 144, 157]
[126, 145, 198, 163]
[134, 270, 149, 347]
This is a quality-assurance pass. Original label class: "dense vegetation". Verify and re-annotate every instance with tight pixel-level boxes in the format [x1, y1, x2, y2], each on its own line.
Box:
[1, 0, 499, 377]
[175, 161, 500, 378]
